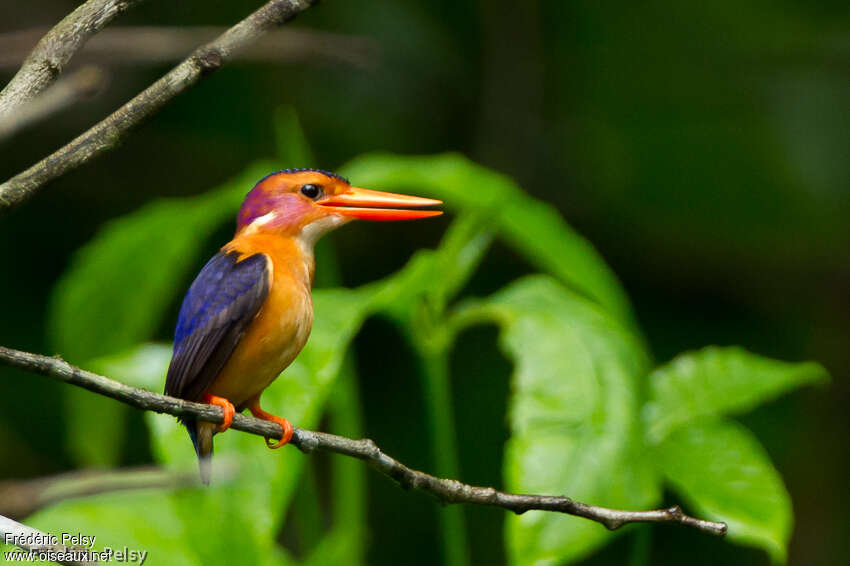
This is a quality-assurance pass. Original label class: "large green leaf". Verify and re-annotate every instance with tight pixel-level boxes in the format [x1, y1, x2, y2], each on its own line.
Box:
[655, 419, 792, 563]
[644, 346, 829, 444]
[339, 153, 640, 337]
[476, 275, 658, 565]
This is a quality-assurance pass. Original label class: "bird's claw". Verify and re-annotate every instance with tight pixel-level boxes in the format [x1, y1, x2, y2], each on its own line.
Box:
[264, 417, 293, 449]
[203, 393, 235, 433]
[249, 401, 293, 449]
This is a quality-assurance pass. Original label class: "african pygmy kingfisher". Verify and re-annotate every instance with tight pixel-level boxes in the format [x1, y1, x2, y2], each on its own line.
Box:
[164, 169, 441, 483]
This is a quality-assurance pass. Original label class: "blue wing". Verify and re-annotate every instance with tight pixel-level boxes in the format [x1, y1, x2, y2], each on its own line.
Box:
[164, 251, 270, 402]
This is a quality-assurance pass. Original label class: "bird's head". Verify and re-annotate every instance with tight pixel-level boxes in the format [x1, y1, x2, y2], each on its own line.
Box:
[236, 169, 441, 245]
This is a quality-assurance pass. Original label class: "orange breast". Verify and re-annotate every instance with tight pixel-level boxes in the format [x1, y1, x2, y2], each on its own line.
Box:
[207, 233, 314, 407]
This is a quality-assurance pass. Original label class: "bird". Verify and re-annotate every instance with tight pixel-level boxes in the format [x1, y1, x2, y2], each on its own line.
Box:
[164, 168, 441, 484]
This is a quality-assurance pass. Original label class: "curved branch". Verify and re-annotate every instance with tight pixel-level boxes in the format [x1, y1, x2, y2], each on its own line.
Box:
[0, 0, 317, 214]
[0, 0, 143, 117]
[0, 346, 727, 537]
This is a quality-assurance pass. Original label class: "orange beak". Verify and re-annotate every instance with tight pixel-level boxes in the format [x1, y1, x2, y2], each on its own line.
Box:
[318, 187, 442, 221]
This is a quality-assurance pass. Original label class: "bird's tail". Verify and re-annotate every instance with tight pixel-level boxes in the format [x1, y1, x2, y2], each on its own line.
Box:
[186, 419, 216, 485]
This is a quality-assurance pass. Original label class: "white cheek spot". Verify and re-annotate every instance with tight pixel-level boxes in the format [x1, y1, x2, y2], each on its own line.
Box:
[243, 212, 278, 235]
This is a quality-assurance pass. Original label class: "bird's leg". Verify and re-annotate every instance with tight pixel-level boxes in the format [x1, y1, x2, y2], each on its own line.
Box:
[202, 393, 235, 433]
[248, 398, 293, 449]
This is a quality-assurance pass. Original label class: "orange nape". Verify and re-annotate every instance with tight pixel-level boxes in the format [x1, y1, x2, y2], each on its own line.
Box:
[202, 393, 235, 433]
[318, 186, 442, 221]
[248, 399, 293, 449]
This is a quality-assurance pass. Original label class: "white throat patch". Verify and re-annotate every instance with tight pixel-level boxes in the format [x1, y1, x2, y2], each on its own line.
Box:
[297, 215, 349, 254]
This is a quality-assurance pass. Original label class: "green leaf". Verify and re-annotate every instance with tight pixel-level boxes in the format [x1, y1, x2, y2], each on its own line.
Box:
[655, 419, 792, 563]
[478, 275, 658, 565]
[644, 346, 829, 444]
[339, 152, 640, 336]
[424, 213, 494, 312]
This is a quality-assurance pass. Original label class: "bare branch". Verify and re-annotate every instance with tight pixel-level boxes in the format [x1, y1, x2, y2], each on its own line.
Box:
[0, 0, 143, 117]
[0, 0, 318, 214]
[0, 66, 106, 142]
[0, 27, 376, 69]
[0, 513, 97, 565]
[0, 346, 728, 537]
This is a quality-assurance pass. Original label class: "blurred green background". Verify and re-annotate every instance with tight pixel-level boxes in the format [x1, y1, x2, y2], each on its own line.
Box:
[1, 1, 848, 565]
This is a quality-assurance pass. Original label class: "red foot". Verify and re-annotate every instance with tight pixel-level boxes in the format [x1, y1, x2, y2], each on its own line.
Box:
[202, 393, 235, 433]
[248, 401, 293, 449]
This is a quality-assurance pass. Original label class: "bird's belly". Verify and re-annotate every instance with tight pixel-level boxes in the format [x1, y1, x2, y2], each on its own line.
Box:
[208, 277, 313, 407]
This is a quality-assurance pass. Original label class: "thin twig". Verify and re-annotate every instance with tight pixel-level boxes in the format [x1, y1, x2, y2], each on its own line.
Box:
[0, 346, 728, 537]
[0, 513, 98, 566]
[0, 0, 143, 117]
[0, 0, 317, 214]
[0, 27, 376, 69]
[0, 66, 106, 142]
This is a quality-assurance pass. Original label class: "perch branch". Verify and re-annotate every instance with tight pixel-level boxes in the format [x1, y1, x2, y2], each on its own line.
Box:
[0, 346, 727, 536]
[0, 0, 317, 214]
[0, 0, 143, 117]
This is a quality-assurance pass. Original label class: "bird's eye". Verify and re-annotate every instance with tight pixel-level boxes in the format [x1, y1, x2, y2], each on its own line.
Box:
[300, 184, 322, 200]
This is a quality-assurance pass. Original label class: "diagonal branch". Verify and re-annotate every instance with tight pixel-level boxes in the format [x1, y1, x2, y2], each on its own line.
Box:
[0, 0, 143, 117]
[0, 0, 317, 214]
[0, 346, 728, 537]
